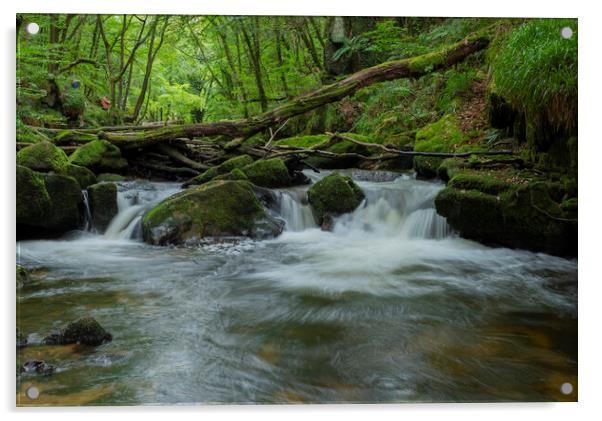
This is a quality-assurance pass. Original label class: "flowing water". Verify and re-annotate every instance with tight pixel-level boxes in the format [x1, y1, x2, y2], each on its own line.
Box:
[16, 170, 577, 405]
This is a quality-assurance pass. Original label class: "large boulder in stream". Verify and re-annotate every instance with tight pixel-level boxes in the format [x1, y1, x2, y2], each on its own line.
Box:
[435, 175, 578, 256]
[87, 182, 118, 232]
[63, 164, 97, 189]
[17, 165, 83, 236]
[240, 158, 292, 188]
[307, 172, 365, 228]
[69, 139, 128, 173]
[142, 180, 283, 245]
[43, 317, 112, 347]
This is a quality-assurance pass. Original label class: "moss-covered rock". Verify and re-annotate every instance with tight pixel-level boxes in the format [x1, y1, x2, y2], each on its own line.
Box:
[188, 155, 254, 185]
[16, 165, 52, 228]
[142, 180, 283, 245]
[42, 173, 83, 232]
[435, 180, 577, 256]
[63, 164, 97, 189]
[17, 166, 84, 236]
[307, 172, 365, 227]
[241, 158, 292, 188]
[414, 115, 465, 178]
[16, 141, 69, 173]
[87, 183, 118, 232]
[69, 139, 128, 173]
[43, 317, 112, 347]
[213, 168, 248, 181]
[97, 173, 126, 182]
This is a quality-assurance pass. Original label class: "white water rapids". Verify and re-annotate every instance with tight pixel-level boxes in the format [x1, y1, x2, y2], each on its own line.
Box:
[16, 170, 577, 404]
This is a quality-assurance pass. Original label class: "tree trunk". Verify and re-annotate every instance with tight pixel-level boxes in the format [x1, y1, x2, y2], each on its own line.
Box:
[49, 28, 493, 151]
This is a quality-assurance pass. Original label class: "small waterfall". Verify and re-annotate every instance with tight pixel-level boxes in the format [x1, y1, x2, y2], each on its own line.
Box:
[103, 181, 181, 240]
[81, 190, 93, 231]
[278, 189, 316, 231]
[294, 170, 451, 240]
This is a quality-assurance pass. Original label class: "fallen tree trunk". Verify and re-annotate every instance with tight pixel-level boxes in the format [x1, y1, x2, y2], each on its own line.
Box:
[326, 133, 514, 157]
[45, 27, 494, 151]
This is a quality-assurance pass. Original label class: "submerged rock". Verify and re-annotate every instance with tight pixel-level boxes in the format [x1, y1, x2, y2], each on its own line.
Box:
[16, 141, 69, 173]
[21, 360, 55, 376]
[69, 139, 128, 173]
[43, 317, 112, 347]
[307, 172, 365, 228]
[87, 183, 118, 232]
[240, 158, 292, 188]
[142, 180, 283, 245]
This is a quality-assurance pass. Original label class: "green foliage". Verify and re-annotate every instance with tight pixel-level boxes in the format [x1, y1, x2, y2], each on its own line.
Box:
[437, 68, 477, 113]
[491, 18, 577, 131]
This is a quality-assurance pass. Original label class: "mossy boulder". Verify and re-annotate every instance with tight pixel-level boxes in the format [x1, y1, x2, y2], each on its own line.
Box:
[435, 179, 577, 256]
[16, 141, 69, 173]
[97, 173, 126, 182]
[43, 317, 112, 347]
[42, 173, 84, 232]
[414, 115, 465, 178]
[69, 139, 128, 173]
[16, 165, 52, 228]
[17, 166, 83, 236]
[63, 164, 97, 189]
[213, 168, 248, 182]
[87, 183, 118, 232]
[241, 158, 292, 188]
[142, 180, 283, 245]
[188, 155, 254, 185]
[307, 172, 365, 227]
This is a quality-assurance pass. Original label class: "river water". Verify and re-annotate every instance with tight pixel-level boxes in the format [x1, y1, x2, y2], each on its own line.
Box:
[16, 170, 577, 405]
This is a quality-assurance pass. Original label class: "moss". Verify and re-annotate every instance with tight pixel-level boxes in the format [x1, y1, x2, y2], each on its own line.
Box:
[142, 180, 282, 245]
[189, 155, 254, 185]
[16, 165, 51, 226]
[16, 141, 69, 173]
[276, 134, 330, 148]
[448, 172, 514, 195]
[97, 173, 126, 182]
[413, 115, 465, 178]
[42, 173, 83, 231]
[241, 158, 292, 188]
[44, 317, 112, 347]
[62, 164, 97, 189]
[87, 183, 118, 231]
[54, 131, 98, 145]
[307, 172, 365, 224]
[435, 179, 577, 256]
[68, 139, 127, 173]
[214, 168, 248, 181]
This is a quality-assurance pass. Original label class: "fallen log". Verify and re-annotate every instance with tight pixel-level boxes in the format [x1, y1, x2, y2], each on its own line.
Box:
[326, 132, 515, 158]
[155, 144, 210, 171]
[46, 26, 495, 151]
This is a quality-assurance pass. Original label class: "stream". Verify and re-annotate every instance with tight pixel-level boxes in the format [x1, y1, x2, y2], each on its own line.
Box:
[16, 170, 577, 404]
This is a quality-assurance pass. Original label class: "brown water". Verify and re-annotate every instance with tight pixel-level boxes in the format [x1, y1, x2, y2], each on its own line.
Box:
[16, 172, 578, 405]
